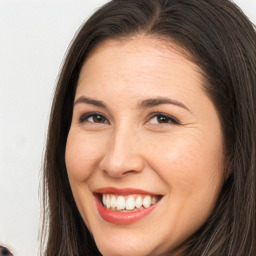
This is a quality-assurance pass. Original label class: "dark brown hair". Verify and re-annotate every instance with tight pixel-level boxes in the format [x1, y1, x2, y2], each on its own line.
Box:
[0, 246, 13, 256]
[41, 0, 256, 255]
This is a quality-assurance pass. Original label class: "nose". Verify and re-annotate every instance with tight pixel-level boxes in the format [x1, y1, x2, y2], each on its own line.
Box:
[99, 128, 145, 178]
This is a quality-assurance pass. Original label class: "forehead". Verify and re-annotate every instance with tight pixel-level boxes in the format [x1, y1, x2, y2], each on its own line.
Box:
[76, 36, 203, 94]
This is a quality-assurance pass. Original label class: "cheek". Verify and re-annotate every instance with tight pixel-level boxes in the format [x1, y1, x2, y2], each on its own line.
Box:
[65, 131, 102, 226]
[153, 133, 224, 231]
[65, 131, 101, 181]
[148, 131, 224, 195]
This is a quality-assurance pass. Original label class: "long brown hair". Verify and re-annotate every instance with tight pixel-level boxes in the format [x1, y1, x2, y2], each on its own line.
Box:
[41, 0, 256, 255]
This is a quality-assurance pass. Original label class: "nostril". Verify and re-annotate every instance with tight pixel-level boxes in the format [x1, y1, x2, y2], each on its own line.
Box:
[122, 169, 140, 175]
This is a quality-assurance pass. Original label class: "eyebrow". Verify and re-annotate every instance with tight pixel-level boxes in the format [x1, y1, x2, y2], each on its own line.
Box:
[74, 96, 107, 108]
[74, 96, 191, 113]
[139, 97, 191, 112]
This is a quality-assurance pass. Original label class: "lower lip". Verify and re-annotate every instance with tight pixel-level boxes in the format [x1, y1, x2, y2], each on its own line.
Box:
[95, 195, 159, 225]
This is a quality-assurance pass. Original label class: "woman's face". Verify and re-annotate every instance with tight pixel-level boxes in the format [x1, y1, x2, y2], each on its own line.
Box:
[65, 37, 225, 256]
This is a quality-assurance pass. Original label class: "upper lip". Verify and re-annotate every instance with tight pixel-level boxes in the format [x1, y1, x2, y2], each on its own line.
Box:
[93, 187, 162, 196]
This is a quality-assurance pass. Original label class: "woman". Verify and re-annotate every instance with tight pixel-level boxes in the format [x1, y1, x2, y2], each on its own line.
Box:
[41, 0, 256, 255]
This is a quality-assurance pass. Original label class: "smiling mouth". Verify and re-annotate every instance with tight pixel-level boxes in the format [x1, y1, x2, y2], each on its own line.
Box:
[93, 188, 163, 225]
[100, 193, 161, 212]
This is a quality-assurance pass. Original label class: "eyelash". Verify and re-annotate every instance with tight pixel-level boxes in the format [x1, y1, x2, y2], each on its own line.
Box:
[79, 112, 109, 124]
[148, 112, 180, 125]
[79, 112, 180, 125]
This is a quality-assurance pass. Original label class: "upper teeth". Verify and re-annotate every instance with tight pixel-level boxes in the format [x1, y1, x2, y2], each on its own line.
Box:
[102, 194, 158, 211]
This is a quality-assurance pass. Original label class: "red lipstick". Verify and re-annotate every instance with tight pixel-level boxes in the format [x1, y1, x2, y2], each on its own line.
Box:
[94, 187, 161, 225]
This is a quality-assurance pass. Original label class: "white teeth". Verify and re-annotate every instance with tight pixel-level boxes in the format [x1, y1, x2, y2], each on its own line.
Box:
[142, 195, 151, 208]
[135, 196, 143, 208]
[102, 194, 159, 211]
[116, 196, 126, 210]
[102, 194, 106, 205]
[110, 195, 117, 209]
[106, 194, 111, 209]
[125, 197, 136, 210]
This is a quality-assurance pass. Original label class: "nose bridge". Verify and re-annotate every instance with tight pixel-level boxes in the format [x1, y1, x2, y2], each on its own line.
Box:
[99, 122, 144, 177]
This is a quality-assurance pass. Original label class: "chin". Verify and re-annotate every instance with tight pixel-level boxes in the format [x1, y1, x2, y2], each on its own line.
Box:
[91, 226, 179, 256]
[96, 240, 157, 256]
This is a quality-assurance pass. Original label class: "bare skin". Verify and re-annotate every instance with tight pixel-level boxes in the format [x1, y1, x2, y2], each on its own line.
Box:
[65, 36, 224, 256]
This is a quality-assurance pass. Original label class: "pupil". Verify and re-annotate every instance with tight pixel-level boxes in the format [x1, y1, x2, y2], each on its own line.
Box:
[157, 115, 168, 123]
[93, 115, 104, 123]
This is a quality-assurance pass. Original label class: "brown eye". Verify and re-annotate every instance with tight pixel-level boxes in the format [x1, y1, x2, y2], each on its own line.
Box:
[92, 114, 107, 123]
[157, 115, 169, 123]
[80, 113, 109, 124]
[149, 114, 180, 125]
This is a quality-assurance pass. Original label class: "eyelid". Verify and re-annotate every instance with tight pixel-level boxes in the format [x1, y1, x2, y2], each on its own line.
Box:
[147, 112, 181, 125]
[78, 111, 180, 126]
[79, 111, 110, 124]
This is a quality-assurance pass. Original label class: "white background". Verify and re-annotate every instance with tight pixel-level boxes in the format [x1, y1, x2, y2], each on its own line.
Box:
[0, 1, 255, 255]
